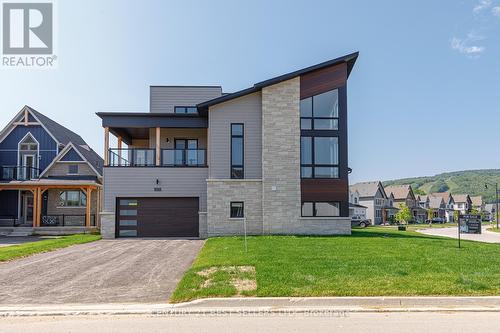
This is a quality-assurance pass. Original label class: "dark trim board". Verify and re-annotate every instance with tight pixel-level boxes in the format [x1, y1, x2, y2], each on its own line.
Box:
[301, 179, 349, 217]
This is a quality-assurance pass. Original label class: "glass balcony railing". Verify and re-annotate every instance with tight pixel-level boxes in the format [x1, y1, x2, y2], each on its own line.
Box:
[108, 148, 156, 167]
[162, 149, 206, 167]
[0, 166, 40, 180]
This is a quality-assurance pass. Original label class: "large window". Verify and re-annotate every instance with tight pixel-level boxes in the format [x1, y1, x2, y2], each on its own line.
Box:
[174, 106, 198, 114]
[301, 136, 339, 178]
[301, 202, 340, 217]
[59, 191, 86, 207]
[231, 124, 244, 179]
[300, 89, 339, 130]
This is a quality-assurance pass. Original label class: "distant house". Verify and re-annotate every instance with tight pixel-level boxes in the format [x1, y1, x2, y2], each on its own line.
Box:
[385, 184, 426, 223]
[430, 192, 456, 222]
[350, 181, 388, 225]
[453, 194, 472, 214]
[484, 203, 497, 222]
[470, 196, 484, 212]
[349, 189, 367, 220]
[416, 195, 430, 209]
[428, 196, 446, 220]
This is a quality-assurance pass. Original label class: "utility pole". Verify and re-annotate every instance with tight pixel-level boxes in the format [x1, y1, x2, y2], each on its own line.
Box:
[485, 183, 499, 229]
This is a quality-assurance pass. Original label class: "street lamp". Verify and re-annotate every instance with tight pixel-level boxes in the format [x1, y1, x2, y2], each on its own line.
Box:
[485, 182, 499, 229]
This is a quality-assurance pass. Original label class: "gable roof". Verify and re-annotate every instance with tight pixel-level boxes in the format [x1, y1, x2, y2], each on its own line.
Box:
[470, 196, 483, 207]
[0, 106, 103, 175]
[197, 52, 359, 110]
[39, 142, 102, 178]
[350, 181, 386, 198]
[417, 195, 429, 202]
[428, 196, 445, 209]
[453, 194, 471, 203]
[385, 185, 414, 200]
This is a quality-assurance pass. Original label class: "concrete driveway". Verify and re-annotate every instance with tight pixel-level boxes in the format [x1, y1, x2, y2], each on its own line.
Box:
[0, 239, 204, 304]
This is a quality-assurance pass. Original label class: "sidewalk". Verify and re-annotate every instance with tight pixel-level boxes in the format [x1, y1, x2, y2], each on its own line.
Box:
[1, 297, 499, 317]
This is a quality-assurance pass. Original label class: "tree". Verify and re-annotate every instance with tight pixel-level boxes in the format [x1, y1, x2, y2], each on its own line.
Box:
[453, 210, 460, 222]
[395, 204, 412, 225]
[469, 208, 479, 215]
[427, 209, 434, 222]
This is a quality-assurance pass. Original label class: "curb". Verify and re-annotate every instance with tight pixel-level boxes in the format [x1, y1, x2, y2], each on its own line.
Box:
[1, 297, 500, 317]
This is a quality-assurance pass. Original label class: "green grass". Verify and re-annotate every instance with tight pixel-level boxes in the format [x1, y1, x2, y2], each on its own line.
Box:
[170, 228, 500, 303]
[0, 234, 101, 262]
[379, 223, 458, 230]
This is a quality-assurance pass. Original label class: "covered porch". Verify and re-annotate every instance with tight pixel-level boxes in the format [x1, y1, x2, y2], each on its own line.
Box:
[0, 179, 101, 233]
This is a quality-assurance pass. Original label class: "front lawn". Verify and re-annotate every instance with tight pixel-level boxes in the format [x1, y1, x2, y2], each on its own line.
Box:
[0, 234, 101, 262]
[170, 227, 500, 303]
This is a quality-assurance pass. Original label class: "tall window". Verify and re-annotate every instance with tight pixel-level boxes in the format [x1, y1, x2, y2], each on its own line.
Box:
[301, 136, 338, 178]
[300, 89, 339, 130]
[231, 124, 244, 179]
[301, 202, 340, 217]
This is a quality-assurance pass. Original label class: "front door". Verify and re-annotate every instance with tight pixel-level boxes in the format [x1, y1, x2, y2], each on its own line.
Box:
[23, 193, 34, 224]
[174, 139, 198, 166]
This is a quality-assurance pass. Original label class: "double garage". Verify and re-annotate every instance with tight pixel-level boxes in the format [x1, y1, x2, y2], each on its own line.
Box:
[116, 197, 199, 238]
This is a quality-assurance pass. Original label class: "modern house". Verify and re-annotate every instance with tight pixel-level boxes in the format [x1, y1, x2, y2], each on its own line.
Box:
[385, 184, 426, 222]
[349, 189, 367, 220]
[453, 194, 472, 214]
[484, 203, 497, 222]
[0, 106, 103, 235]
[98, 52, 359, 238]
[349, 181, 388, 225]
[430, 192, 456, 222]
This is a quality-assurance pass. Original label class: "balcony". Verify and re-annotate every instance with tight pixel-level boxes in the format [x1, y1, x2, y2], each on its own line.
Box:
[108, 148, 207, 167]
[0, 166, 40, 181]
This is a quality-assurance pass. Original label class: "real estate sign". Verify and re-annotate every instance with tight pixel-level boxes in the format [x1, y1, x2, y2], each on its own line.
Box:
[459, 214, 482, 234]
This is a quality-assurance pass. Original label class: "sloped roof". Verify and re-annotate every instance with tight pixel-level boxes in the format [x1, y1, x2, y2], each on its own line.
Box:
[428, 196, 445, 209]
[28, 106, 103, 175]
[198, 52, 359, 110]
[453, 194, 470, 203]
[430, 192, 451, 201]
[385, 185, 412, 200]
[350, 181, 385, 198]
[417, 195, 429, 202]
[470, 196, 483, 207]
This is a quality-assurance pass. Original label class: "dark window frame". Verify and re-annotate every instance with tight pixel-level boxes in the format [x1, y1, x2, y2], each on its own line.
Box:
[67, 164, 79, 175]
[174, 106, 198, 114]
[300, 136, 339, 179]
[301, 201, 341, 217]
[230, 201, 244, 218]
[300, 89, 339, 131]
[230, 123, 244, 179]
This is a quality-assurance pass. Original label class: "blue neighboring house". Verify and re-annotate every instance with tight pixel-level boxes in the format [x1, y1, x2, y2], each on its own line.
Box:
[0, 106, 103, 234]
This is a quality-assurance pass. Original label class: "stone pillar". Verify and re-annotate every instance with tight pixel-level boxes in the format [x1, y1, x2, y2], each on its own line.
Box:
[100, 211, 115, 239]
[261, 77, 301, 234]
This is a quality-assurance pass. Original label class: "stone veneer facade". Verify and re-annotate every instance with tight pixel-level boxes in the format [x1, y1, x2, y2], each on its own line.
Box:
[206, 77, 351, 236]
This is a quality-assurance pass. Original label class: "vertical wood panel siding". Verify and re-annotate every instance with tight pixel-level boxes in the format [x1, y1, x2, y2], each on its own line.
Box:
[103, 167, 208, 213]
[150, 87, 222, 113]
[208, 92, 262, 179]
[60, 148, 84, 161]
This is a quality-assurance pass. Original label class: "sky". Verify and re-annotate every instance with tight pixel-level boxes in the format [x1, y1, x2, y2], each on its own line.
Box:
[0, 0, 499, 183]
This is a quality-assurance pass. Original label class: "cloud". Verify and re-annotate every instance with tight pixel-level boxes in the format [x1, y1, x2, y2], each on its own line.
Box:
[492, 6, 500, 16]
[451, 37, 485, 57]
[473, 0, 492, 13]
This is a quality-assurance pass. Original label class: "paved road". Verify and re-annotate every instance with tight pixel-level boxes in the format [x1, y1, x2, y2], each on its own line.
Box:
[0, 239, 204, 304]
[0, 312, 498, 333]
[418, 226, 500, 243]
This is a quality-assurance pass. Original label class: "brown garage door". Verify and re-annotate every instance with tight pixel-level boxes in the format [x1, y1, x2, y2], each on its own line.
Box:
[116, 197, 199, 237]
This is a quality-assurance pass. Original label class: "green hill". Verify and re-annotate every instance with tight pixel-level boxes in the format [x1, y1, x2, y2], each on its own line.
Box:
[383, 169, 500, 203]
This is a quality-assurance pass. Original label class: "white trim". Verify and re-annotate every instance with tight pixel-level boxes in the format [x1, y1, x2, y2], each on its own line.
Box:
[17, 190, 21, 220]
[39, 142, 102, 178]
[17, 132, 40, 173]
[25, 108, 60, 146]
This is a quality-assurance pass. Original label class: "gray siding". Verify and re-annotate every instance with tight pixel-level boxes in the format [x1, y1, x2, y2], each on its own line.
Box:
[103, 167, 208, 212]
[208, 92, 262, 179]
[150, 86, 222, 113]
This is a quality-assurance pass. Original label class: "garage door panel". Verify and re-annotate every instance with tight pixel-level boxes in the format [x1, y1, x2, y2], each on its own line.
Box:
[116, 197, 199, 237]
